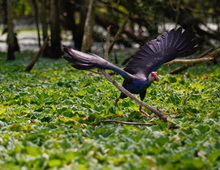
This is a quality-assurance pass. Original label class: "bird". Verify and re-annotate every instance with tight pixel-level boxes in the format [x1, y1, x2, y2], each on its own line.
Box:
[63, 27, 199, 116]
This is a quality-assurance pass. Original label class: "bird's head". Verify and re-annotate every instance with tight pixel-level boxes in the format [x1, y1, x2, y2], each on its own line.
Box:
[148, 72, 159, 82]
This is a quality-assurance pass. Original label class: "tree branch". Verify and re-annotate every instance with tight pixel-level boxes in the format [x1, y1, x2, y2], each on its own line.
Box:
[167, 48, 220, 74]
[108, 16, 129, 55]
[24, 36, 49, 72]
[165, 57, 214, 65]
[92, 119, 155, 126]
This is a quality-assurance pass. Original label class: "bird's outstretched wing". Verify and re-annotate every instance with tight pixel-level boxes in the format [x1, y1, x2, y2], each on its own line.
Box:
[124, 27, 199, 75]
[63, 46, 134, 80]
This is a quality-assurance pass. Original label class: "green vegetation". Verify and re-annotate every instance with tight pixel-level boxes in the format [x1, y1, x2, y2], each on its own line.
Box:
[0, 52, 220, 169]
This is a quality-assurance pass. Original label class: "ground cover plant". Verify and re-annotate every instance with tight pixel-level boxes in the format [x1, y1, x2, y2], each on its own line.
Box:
[0, 52, 220, 169]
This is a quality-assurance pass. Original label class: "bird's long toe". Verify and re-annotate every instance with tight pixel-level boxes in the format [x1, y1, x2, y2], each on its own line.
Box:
[139, 107, 155, 117]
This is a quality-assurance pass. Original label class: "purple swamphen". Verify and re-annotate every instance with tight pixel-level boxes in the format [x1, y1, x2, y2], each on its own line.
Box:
[63, 27, 199, 116]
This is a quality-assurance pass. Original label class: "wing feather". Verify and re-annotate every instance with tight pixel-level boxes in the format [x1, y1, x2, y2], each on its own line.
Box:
[124, 27, 199, 75]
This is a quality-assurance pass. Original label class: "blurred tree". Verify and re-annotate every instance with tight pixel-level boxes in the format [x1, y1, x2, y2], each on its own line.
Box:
[31, 0, 41, 47]
[6, 0, 15, 60]
[39, 0, 50, 57]
[60, 0, 77, 46]
[1, 0, 20, 59]
[75, 0, 87, 50]
[50, 0, 62, 58]
[81, 0, 94, 52]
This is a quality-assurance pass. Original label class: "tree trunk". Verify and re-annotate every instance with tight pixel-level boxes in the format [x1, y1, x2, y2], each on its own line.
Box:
[50, 0, 61, 58]
[32, 0, 41, 47]
[7, 0, 15, 60]
[39, 0, 50, 57]
[61, 0, 77, 45]
[74, 0, 87, 50]
[81, 0, 94, 52]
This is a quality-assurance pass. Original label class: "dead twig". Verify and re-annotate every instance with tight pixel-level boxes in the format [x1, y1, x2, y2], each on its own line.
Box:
[24, 36, 49, 72]
[200, 47, 220, 59]
[92, 120, 155, 126]
[104, 16, 129, 60]
[165, 57, 214, 65]
[168, 48, 220, 74]
[170, 64, 194, 75]
[108, 16, 129, 55]
[197, 48, 213, 58]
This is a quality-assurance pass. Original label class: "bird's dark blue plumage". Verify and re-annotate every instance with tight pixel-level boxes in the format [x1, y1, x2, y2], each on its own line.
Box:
[124, 27, 199, 76]
[63, 27, 199, 115]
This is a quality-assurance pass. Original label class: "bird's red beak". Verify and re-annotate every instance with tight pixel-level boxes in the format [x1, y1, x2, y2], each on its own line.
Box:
[151, 72, 159, 81]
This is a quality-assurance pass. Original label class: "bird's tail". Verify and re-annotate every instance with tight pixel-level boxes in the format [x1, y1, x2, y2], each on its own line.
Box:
[63, 46, 132, 79]
[63, 46, 110, 70]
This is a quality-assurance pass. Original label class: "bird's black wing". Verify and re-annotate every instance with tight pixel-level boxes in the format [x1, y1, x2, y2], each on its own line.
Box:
[124, 27, 199, 75]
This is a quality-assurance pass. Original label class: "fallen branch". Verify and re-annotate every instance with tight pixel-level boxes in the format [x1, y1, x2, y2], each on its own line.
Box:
[99, 69, 168, 123]
[201, 47, 220, 59]
[170, 64, 194, 75]
[165, 56, 213, 65]
[197, 48, 213, 58]
[24, 36, 49, 72]
[92, 119, 155, 126]
[168, 48, 220, 74]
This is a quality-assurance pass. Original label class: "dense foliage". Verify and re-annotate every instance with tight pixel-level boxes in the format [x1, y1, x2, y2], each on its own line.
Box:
[0, 52, 220, 169]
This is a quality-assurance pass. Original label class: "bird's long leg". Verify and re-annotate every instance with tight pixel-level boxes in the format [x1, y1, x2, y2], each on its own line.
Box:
[114, 97, 120, 106]
[139, 90, 153, 117]
[139, 106, 151, 117]
[114, 93, 126, 106]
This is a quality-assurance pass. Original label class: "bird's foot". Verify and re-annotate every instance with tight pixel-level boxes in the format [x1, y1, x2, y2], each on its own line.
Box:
[140, 109, 154, 117]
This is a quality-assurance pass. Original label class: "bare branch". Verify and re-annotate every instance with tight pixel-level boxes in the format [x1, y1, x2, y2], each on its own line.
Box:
[165, 57, 214, 65]
[206, 48, 220, 58]
[197, 48, 213, 58]
[170, 64, 194, 75]
[108, 16, 129, 55]
[166, 48, 220, 65]
[92, 119, 155, 126]
[168, 48, 220, 74]
[103, 16, 129, 60]
[24, 36, 49, 72]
